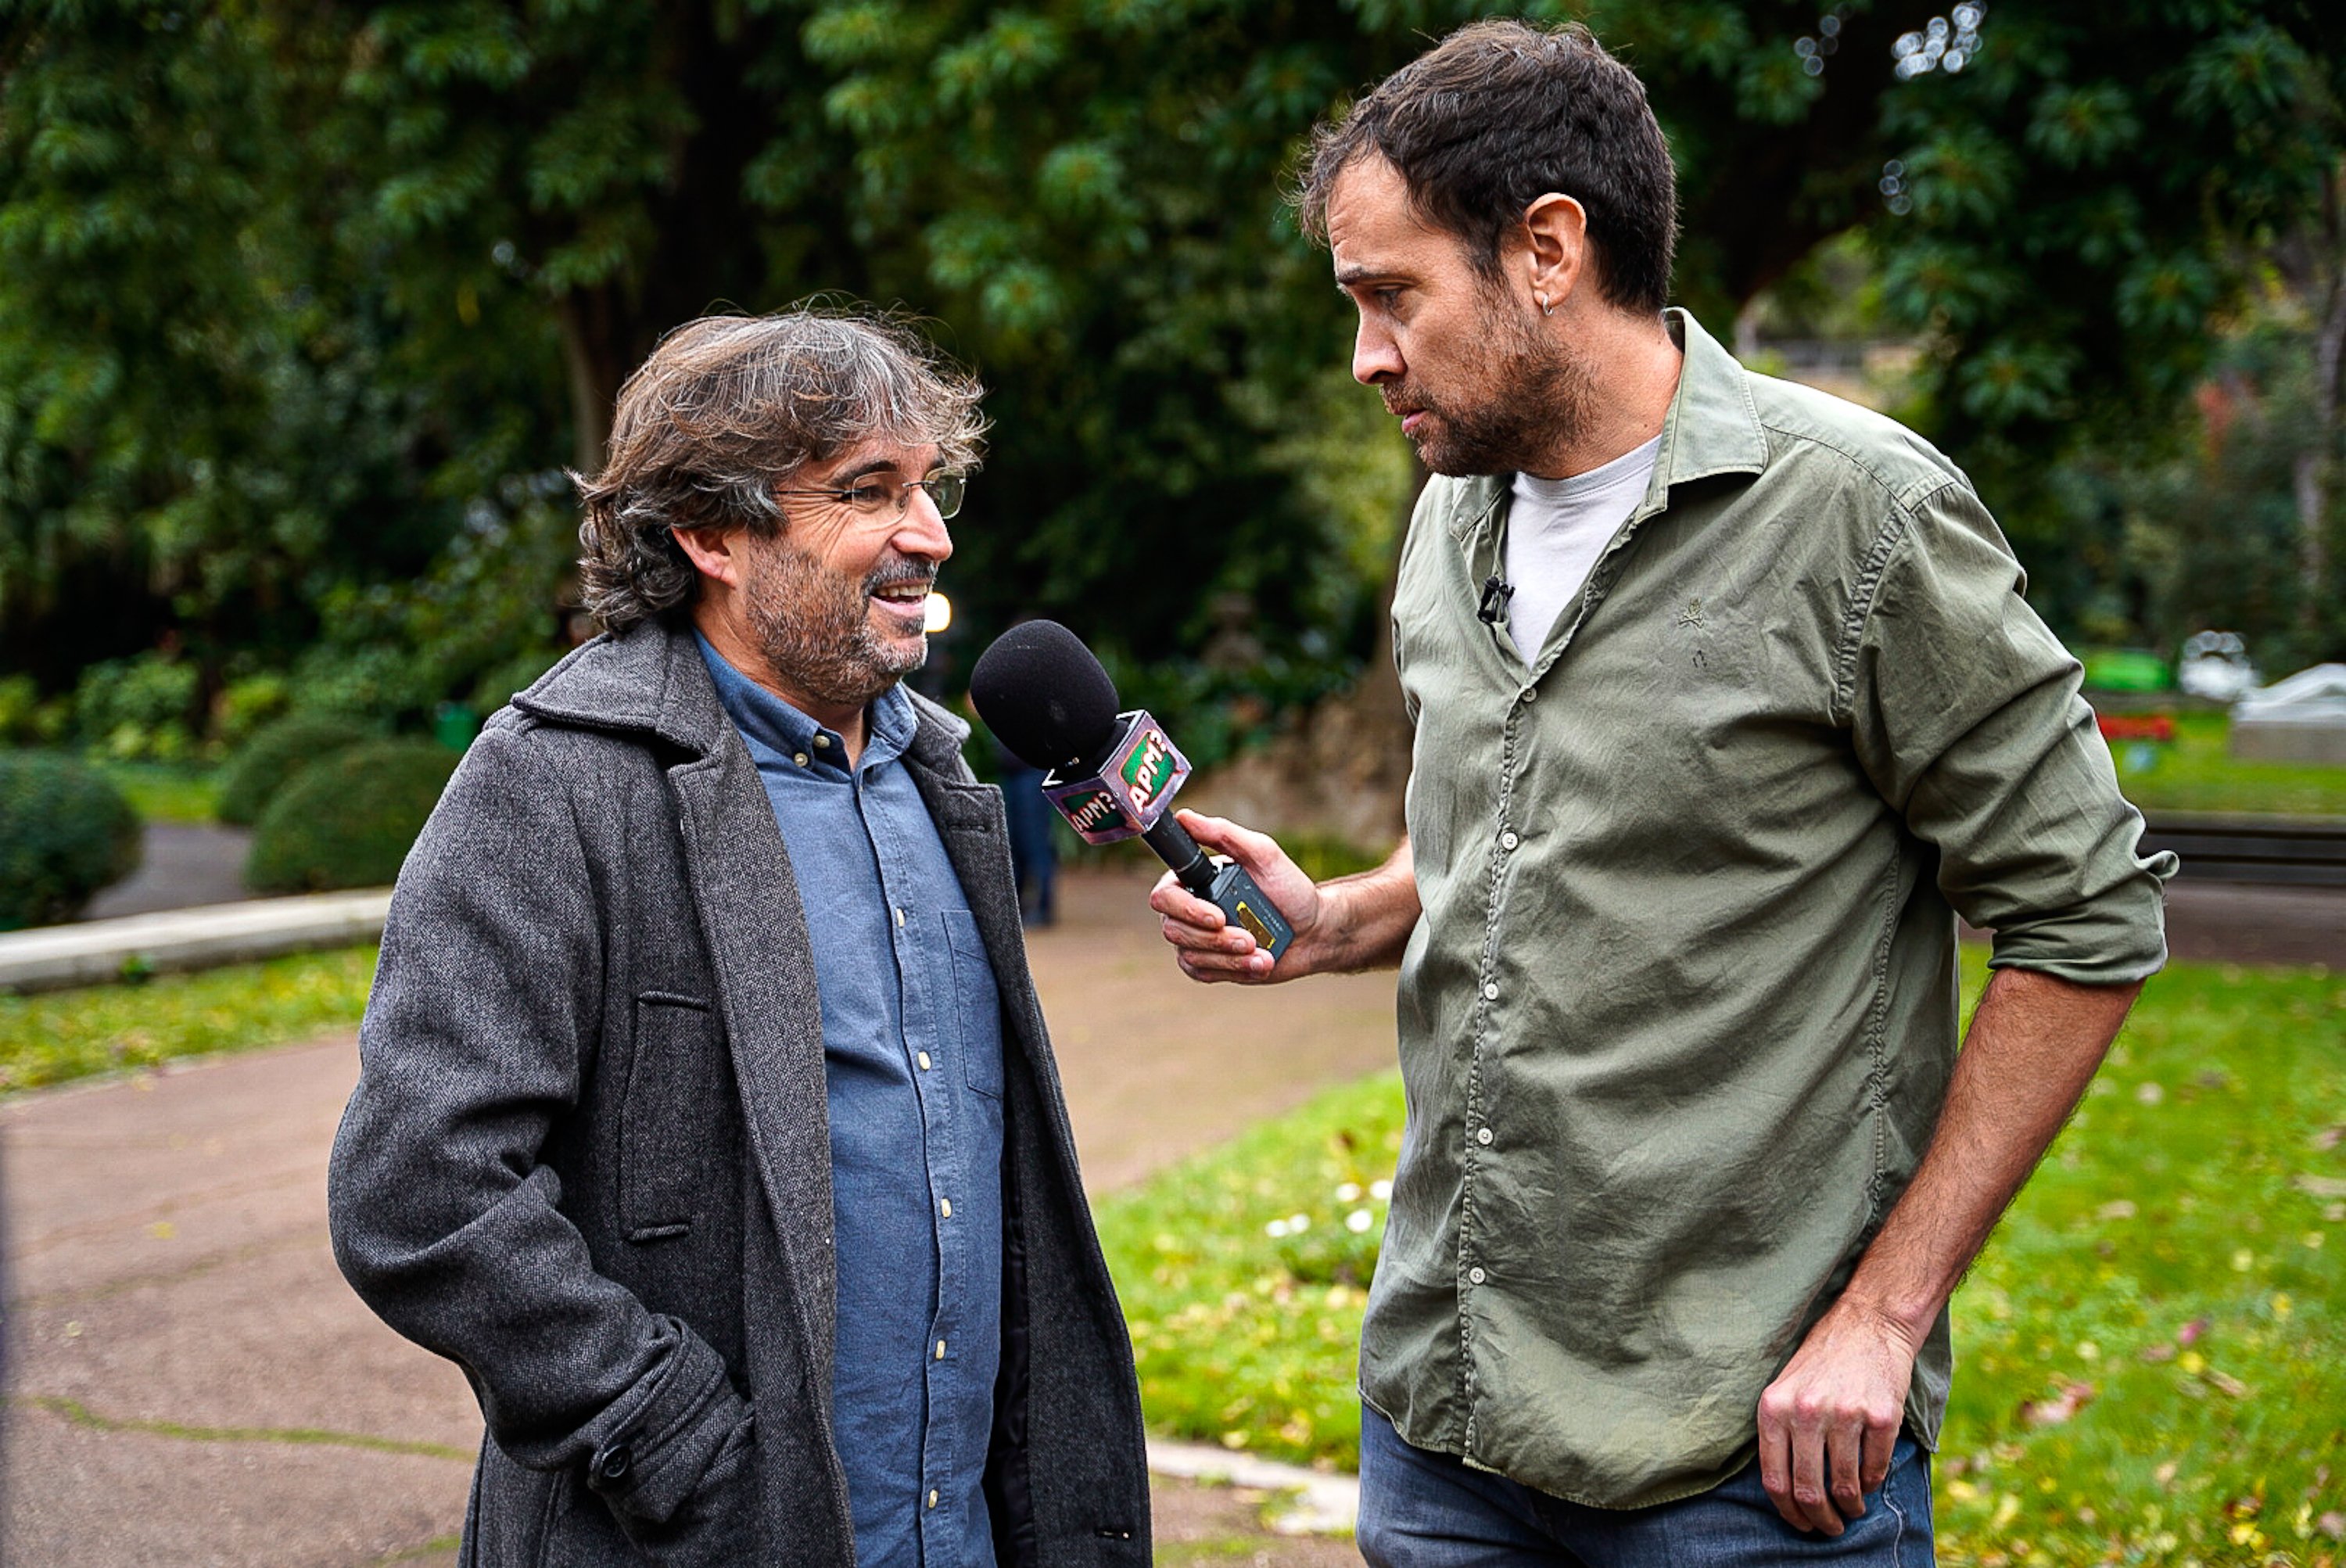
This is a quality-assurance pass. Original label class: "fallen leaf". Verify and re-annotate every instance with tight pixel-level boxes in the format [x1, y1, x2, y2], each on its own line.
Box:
[2204, 1368, 2251, 1398]
[2139, 1342, 2177, 1363]
[2019, 1382, 2097, 1428]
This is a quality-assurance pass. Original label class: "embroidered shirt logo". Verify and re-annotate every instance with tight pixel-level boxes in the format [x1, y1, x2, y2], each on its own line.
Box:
[1676, 597, 1707, 630]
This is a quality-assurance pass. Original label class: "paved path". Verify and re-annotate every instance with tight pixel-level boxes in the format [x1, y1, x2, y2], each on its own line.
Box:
[85, 823, 253, 921]
[2, 868, 1389, 1566]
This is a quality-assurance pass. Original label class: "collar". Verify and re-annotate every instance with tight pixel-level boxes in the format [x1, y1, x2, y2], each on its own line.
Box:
[510, 617, 967, 776]
[1444, 308, 1768, 544]
[692, 631, 917, 774]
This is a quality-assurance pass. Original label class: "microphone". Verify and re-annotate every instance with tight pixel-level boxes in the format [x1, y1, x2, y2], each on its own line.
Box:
[969, 620, 1296, 963]
[1477, 573, 1514, 626]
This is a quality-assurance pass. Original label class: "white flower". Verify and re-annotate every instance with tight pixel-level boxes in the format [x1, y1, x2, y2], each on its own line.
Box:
[1369, 1179, 1394, 1201]
[1264, 1218, 1290, 1239]
[1287, 1212, 1311, 1233]
[1336, 1182, 1363, 1203]
[1346, 1209, 1375, 1234]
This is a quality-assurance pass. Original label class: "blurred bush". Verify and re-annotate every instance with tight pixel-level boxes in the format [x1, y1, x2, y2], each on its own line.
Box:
[213, 673, 292, 747]
[0, 753, 142, 930]
[73, 653, 199, 762]
[467, 645, 565, 716]
[217, 713, 382, 827]
[244, 740, 457, 893]
[0, 675, 41, 745]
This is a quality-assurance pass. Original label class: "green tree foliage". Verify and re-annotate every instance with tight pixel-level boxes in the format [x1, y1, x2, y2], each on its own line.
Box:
[2, 0, 2342, 724]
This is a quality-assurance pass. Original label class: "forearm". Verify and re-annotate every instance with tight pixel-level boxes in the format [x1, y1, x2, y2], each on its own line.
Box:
[1311, 837, 1421, 973]
[1838, 966, 2140, 1340]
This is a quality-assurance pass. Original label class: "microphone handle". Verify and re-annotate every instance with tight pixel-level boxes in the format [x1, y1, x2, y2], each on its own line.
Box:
[1142, 813, 1218, 897]
[1138, 808, 1298, 963]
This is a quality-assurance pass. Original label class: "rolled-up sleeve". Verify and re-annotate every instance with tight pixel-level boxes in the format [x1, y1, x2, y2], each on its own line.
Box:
[1846, 478, 2175, 985]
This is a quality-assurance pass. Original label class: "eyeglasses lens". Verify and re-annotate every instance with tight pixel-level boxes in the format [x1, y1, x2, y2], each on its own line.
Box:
[924, 473, 965, 518]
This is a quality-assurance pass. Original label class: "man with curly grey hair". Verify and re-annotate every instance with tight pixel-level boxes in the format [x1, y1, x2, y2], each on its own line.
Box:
[330, 307, 1151, 1567]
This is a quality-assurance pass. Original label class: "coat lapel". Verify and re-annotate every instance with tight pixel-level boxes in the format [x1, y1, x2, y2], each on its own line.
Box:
[651, 637, 839, 1393]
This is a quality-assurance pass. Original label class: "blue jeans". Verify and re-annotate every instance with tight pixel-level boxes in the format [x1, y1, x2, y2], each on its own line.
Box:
[1357, 1405, 1934, 1567]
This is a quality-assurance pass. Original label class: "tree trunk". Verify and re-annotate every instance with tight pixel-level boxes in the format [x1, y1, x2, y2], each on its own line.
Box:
[555, 289, 619, 476]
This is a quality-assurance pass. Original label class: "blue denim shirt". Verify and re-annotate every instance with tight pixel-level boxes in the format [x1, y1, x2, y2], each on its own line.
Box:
[698, 636, 1005, 1568]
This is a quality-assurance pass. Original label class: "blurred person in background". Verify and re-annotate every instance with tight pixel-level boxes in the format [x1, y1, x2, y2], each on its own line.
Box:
[329, 307, 1148, 1567]
[1153, 21, 2170, 1566]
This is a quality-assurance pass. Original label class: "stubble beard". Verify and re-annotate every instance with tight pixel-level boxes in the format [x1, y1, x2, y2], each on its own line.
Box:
[741, 536, 931, 712]
[1398, 292, 1598, 478]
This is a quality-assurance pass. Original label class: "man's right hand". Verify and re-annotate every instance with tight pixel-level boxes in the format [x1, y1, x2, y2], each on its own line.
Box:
[1148, 813, 1419, 983]
[1148, 811, 1325, 982]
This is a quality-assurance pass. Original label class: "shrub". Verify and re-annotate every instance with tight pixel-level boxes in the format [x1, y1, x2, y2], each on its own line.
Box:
[74, 652, 200, 761]
[0, 753, 142, 930]
[244, 740, 457, 894]
[216, 712, 379, 825]
[213, 673, 292, 747]
[0, 675, 39, 745]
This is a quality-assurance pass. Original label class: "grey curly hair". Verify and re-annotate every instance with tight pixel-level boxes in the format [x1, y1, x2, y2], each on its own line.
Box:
[574, 307, 988, 632]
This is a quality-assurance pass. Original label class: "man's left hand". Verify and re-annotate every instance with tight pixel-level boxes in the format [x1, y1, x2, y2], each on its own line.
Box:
[1754, 1297, 1923, 1537]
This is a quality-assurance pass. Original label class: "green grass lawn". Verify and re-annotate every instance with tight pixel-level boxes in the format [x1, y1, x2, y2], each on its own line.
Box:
[91, 758, 224, 823]
[1096, 950, 2346, 1566]
[0, 945, 377, 1094]
[2115, 713, 2346, 818]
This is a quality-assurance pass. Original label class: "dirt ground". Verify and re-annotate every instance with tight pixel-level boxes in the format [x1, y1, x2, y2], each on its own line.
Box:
[1, 867, 1394, 1566]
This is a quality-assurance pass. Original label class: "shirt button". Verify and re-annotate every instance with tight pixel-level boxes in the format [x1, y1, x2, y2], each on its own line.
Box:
[1468, 1266, 1487, 1286]
[792, 752, 809, 767]
[1521, 687, 1538, 703]
[1482, 981, 1500, 1001]
[939, 1197, 952, 1218]
[814, 734, 831, 749]
[917, 1051, 932, 1071]
[894, 906, 906, 928]
[934, 1339, 947, 1359]
[927, 1489, 939, 1509]
[1476, 1127, 1493, 1146]
[1500, 831, 1519, 851]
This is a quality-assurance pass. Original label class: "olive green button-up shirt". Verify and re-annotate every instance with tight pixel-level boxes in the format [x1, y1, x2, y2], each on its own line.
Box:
[1363, 310, 2172, 1509]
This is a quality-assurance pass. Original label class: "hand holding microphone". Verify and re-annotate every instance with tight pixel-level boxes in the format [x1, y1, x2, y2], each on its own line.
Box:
[970, 620, 1298, 967]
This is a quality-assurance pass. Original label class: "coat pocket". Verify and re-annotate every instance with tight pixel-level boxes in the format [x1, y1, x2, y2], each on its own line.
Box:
[622, 992, 721, 1242]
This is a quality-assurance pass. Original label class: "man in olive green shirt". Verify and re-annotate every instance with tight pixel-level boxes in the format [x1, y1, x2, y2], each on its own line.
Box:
[1153, 20, 2170, 1565]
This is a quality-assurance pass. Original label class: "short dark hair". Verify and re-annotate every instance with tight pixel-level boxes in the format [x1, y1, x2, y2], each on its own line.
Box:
[1297, 20, 1677, 315]
[573, 306, 985, 633]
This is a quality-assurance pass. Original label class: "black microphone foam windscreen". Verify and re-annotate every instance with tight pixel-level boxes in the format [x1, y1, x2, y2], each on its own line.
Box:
[969, 619, 1123, 773]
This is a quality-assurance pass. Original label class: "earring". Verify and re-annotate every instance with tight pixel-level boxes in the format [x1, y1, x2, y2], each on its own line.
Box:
[1536, 293, 1554, 317]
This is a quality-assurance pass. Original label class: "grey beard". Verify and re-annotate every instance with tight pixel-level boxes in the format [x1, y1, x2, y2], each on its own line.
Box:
[744, 544, 929, 712]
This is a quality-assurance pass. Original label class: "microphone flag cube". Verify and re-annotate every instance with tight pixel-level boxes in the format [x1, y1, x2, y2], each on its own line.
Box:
[1040, 709, 1190, 845]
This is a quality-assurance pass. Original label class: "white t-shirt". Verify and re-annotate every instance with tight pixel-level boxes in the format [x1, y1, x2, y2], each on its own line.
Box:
[1504, 434, 1663, 659]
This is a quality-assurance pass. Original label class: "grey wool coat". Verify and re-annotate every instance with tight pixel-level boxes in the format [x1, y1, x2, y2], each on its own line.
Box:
[327, 619, 1152, 1567]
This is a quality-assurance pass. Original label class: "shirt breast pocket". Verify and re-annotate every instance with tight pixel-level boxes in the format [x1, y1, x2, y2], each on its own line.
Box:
[941, 910, 1005, 1100]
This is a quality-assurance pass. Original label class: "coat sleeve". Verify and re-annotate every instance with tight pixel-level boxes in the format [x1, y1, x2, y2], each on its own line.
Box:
[326, 719, 751, 1530]
[1843, 479, 2176, 985]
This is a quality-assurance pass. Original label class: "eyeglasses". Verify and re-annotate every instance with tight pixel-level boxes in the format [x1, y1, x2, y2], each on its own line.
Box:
[775, 469, 967, 520]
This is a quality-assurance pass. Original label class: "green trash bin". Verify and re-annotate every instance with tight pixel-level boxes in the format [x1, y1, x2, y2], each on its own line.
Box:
[432, 701, 480, 752]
